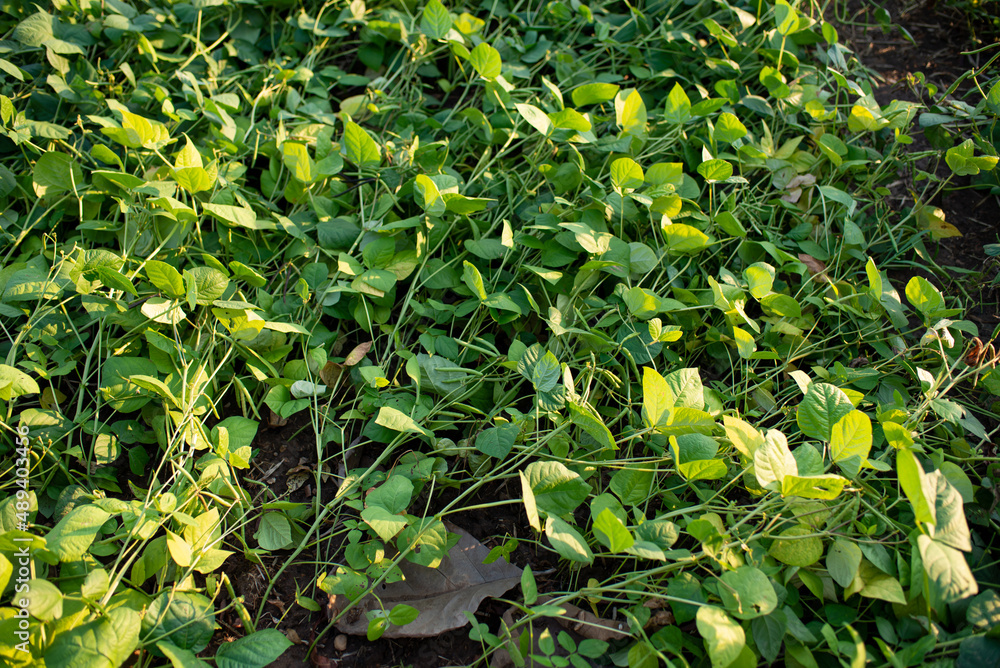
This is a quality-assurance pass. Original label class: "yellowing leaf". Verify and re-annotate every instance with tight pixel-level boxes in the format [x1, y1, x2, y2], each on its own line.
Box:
[915, 203, 961, 239]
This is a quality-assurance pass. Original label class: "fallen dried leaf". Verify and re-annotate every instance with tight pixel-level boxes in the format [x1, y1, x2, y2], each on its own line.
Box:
[538, 595, 629, 641]
[798, 253, 826, 276]
[646, 609, 675, 629]
[330, 523, 521, 637]
[286, 628, 303, 644]
[267, 408, 288, 429]
[310, 652, 335, 668]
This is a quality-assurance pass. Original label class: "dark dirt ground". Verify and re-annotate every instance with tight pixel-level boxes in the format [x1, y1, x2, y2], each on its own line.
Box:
[835, 0, 1000, 332]
[215, 4, 1000, 667]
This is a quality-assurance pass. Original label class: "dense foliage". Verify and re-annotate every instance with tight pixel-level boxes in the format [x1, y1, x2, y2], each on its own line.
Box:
[1, 0, 999, 666]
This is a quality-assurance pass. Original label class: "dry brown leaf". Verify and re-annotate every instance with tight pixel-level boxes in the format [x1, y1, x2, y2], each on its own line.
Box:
[310, 652, 335, 668]
[285, 628, 303, 644]
[537, 595, 629, 641]
[330, 523, 521, 637]
[286, 471, 311, 494]
[798, 253, 827, 276]
[646, 609, 675, 630]
[343, 341, 373, 366]
[267, 408, 288, 429]
[319, 361, 344, 388]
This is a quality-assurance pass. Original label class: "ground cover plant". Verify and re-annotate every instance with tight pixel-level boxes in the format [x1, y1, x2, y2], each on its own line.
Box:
[0, 0, 999, 666]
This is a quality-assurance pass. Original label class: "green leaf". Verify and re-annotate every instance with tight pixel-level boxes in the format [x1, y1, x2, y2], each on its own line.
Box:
[521, 566, 538, 605]
[592, 508, 633, 553]
[26, 578, 63, 621]
[476, 423, 519, 459]
[917, 534, 978, 604]
[375, 406, 432, 437]
[0, 364, 40, 399]
[696, 605, 746, 668]
[44, 607, 140, 668]
[754, 431, 797, 490]
[545, 516, 594, 564]
[45, 504, 111, 561]
[95, 267, 138, 296]
[723, 416, 764, 458]
[829, 410, 872, 465]
[145, 260, 185, 298]
[610, 157, 644, 191]
[897, 448, 936, 526]
[281, 141, 316, 183]
[616, 89, 647, 135]
[743, 262, 775, 299]
[714, 112, 748, 143]
[515, 103, 553, 136]
[905, 276, 945, 318]
[255, 512, 292, 550]
[571, 83, 619, 106]
[663, 83, 692, 124]
[568, 402, 615, 450]
[462, 260, 488, 300]
[420, 0, 452, 39]
[443, 193, 493, 214]
[967, 590, 1000, 628]
[642, 366, 674, 428]
[414, 174, 445, 216]
[388, 603, 420, 627]
[184, 267, 229, 305]
[827, 538, 863, 587]
[367, 475, 414, 515]
[524, 461, 590, 517]
[610, 466, 655, 506]
[397, 519, 452, 568]
[661, 223, 710, 254]
[342, 121, 381, 168]
[931, 470, 972, 552]
[858, 562, 906, 604]
[215, 629, 292, 668]
[201, 203, 264, 230]
[760, 293, 801, 318]
[698, 158, 734, 182]
[781, 474, 848, 500]
[796, 383, 854, 441]
[718, 566, 777, 619]
[469, 42, 502, 79]
[33, 151, 83, 197]
[774, 0, 800, 35]
[142, 592, 215, 652]
[158, 641, 211, 668]
[768, 525, 823, 566]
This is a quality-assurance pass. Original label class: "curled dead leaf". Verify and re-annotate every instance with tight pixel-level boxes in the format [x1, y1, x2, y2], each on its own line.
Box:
[329, 523, 521, 638]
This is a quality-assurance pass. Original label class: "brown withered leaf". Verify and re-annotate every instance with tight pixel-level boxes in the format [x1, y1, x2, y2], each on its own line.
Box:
[344, 341, 373, 366]
[537, 595, 629, 641]
[319, 361, 344, 388]
[798, 253, 826, 276]
[492, 599, 630, 668]
[267, 408, 288, 429]
[329, 523, 521, 637]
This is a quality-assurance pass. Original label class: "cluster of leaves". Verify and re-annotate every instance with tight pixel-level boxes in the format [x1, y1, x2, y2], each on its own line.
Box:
[0, 0, 999, 666]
